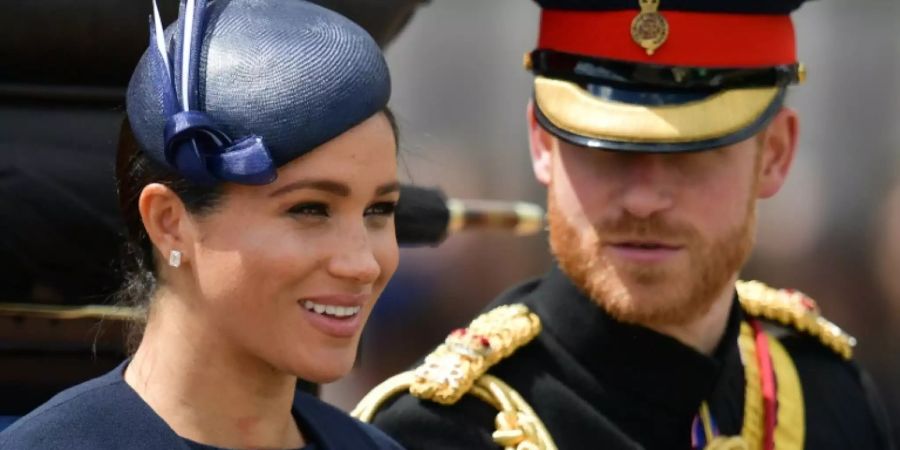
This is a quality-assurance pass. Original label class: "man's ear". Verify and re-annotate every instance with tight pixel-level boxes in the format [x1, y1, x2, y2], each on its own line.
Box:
[757, 107, 800, 199]
[528, 101, 554, 186]
[138, 183, 193, 267]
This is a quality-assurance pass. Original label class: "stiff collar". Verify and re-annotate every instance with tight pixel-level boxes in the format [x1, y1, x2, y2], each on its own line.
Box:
[522, 266, 744, 420]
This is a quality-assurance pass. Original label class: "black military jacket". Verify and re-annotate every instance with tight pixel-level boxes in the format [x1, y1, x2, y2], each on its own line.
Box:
[372, 266, 894, 450]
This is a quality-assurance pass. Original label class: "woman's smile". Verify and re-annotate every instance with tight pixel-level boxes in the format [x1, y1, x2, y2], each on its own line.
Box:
[299, 293, 371, 338]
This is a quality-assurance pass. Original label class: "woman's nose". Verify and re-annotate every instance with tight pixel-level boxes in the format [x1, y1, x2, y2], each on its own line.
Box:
[327, 228, 382, 284]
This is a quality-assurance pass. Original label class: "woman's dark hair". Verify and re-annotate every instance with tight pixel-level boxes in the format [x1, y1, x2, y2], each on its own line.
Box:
[114, 120, 225, 351]
[115, 109, 399, 352]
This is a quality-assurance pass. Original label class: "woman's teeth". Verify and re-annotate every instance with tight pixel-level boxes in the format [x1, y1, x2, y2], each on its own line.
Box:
[302, 300, 360, 318]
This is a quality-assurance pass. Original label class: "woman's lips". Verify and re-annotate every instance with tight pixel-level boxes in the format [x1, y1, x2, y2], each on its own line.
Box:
[298, 294, 368, 338]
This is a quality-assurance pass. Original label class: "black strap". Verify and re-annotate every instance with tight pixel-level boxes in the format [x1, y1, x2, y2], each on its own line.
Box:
[530, 49, 802, 91]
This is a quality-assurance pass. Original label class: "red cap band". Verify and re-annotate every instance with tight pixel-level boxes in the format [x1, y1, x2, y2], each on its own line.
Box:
[538, 9, 797, 67]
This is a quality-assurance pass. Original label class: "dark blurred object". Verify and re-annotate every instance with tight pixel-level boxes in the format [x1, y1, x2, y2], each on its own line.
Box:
[397, 186, 451, 246]
[0, 0, 426, 100]
[0, 308, 129, 416]
[0, 106, 126, 304]
[397, 185, 545, 247]
[0, 1, 177, 100]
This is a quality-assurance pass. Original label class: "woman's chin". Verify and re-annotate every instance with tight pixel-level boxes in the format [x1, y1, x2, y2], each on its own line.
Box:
[289, 351, 357, 384]
[297, 366, 350, 384]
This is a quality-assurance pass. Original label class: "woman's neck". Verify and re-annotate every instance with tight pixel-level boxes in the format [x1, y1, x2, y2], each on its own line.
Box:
[124, 294, 304, 449]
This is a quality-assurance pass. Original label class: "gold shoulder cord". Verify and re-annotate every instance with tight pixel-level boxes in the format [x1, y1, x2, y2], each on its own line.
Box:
[769, 329, 805, 449]
[352, 304, 556, 450]
[736, 280, 856, 360]
[732, 322, 805, 450]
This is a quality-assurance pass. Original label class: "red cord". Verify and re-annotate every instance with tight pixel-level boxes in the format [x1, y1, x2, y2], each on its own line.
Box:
[750, 319, 777, 450]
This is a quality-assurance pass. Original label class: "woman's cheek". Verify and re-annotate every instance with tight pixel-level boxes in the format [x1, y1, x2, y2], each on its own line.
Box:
[372, 228, 400, 288]
[193, 247, 248, 302]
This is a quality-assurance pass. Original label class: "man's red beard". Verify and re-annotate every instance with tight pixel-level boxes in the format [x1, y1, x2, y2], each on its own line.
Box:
[547, 188, 757, 328]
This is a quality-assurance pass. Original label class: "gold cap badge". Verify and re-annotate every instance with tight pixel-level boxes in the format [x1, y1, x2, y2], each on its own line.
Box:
[631, 0, 669, 56]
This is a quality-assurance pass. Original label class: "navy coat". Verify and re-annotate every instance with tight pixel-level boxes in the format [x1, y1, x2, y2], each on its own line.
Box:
[0, 362, 402, 450]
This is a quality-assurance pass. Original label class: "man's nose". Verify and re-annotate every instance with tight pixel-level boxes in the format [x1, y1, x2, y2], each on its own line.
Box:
[617, 156, 675, 219]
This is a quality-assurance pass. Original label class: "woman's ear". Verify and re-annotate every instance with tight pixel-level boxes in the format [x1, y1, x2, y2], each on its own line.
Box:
[527, 101, 554, 186]
[138, 183, 193, 267]
[757, 107, 800, 199]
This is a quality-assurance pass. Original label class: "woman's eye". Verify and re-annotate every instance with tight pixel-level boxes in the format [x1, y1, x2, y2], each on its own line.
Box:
[287, 202, 329, 217]
[365, 202, 397, 217]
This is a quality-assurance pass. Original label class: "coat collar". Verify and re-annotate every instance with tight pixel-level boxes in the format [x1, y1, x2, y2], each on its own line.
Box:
[106, 362, 376, 450]
[521, 265, 744, 420]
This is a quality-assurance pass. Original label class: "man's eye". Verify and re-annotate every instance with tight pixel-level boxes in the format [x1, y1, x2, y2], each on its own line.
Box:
[365, 202, 397, 217]
[288, 202, 329, 217]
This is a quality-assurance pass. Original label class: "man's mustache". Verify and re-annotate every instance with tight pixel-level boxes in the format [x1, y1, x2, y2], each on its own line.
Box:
[593, 215, 700, 244]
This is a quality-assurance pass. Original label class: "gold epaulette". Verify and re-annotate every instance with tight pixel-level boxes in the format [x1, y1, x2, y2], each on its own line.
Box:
[409, 304, 542, 404]
[352, 304, 555, 449]
[736, 280, 857, 360]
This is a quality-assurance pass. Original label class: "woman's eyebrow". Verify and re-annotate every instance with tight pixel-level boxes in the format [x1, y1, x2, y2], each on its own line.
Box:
[269, 180, 401, 197]
[269, 179, 350, 197]
[376, 182, 401, 196]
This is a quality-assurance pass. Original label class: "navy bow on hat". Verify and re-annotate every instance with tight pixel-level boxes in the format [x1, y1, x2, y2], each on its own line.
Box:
[147, 0, 276, 185]
[129, 0, 392, 185]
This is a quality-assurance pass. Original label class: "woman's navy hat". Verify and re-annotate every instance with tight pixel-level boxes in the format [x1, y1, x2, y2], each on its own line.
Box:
[527, 0, 811, 152]
[127, 0, 391, 185]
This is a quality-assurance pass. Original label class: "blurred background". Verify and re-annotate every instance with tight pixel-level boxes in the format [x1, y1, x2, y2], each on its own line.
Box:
[0, 0, 897, 438]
